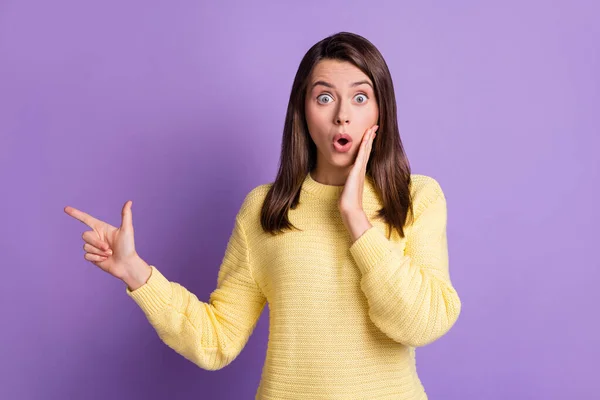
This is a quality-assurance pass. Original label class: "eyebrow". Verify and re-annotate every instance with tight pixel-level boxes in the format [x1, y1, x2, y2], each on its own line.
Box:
[310, 80, 373, 90]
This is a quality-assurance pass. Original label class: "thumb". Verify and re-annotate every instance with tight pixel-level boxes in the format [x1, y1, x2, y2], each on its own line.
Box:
[121, 200, 133, 230]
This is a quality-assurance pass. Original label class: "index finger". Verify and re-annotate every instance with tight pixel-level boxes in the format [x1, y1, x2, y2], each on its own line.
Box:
[64, 206, 101, 228]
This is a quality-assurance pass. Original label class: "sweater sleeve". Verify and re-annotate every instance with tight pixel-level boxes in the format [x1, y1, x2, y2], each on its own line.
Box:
[348, 178, 461, 347]
[125, 215, 267, 370]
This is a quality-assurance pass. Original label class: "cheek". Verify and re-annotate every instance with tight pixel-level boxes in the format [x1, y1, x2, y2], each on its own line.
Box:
[362, 103, 379, 124]
[305, 104, 329, 137]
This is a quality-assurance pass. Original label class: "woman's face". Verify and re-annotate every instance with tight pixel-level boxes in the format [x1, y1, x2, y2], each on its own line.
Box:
[305, 59, 379, 175]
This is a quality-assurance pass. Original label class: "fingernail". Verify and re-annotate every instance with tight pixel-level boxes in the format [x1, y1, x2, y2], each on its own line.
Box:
[107, 249, 113, 255]
[374, 125, 379, 131]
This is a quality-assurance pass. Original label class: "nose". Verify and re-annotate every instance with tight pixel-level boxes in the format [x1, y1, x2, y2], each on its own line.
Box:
[335, 103, 350, 125]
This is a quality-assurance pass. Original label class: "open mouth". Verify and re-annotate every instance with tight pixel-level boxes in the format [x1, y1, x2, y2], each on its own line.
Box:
[333, 134, 353, 152]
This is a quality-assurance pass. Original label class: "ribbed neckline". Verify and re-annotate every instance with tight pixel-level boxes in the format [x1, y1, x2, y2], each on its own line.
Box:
[301, 171, 376, 201]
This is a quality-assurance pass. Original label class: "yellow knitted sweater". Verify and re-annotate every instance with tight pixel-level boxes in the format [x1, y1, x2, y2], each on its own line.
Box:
[126, 172, 461, 399]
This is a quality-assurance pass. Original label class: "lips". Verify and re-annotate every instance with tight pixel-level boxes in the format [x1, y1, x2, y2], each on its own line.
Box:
[333, 133, 353, 145]
[332, 133, 353, 153]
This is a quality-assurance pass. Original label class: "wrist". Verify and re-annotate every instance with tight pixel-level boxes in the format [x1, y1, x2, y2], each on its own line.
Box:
[122, 254, 152, 291]
[341, 209, 372, 243]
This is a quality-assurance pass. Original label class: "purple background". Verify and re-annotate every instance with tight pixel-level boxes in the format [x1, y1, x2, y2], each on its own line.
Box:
[1, 1, 598, 399]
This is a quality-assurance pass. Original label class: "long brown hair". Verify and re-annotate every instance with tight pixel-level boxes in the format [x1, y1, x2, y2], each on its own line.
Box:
[260, 31, 414, 239]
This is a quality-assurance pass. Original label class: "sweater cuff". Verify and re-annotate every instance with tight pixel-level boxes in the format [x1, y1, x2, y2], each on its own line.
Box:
[125, 265, 172, 316]
[349, 226, 394, 275]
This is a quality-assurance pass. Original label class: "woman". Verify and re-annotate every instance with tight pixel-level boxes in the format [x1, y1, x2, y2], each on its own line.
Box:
[64, 31, 461, 399]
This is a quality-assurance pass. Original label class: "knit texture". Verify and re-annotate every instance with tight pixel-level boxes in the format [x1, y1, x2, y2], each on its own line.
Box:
[126, 172, 461, 399]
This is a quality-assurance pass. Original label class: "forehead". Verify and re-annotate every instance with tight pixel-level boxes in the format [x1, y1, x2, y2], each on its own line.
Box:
[309, 59, 371, 85]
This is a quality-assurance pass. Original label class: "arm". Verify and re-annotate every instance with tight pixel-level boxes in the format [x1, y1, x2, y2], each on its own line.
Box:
[348, 178, 461, 347]
[125, 214, 267, 370]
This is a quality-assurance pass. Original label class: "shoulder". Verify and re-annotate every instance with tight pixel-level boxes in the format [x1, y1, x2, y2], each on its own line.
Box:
[236, 182, 273, 222]
[409, 174, 446, 216]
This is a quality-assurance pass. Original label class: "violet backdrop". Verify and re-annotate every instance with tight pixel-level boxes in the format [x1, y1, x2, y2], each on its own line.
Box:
[1, 0, 598, 399]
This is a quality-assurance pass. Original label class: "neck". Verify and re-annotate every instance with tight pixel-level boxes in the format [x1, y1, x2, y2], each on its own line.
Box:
[310, 166, 352, 186]
[301, 170, 377, 202]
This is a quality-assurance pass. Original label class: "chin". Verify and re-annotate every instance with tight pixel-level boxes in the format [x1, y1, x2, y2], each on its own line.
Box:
[329, 153, 355, 167]
[318, 145, 355, 165]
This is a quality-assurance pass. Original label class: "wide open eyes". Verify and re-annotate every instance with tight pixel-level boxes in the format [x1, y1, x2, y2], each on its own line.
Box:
[316, 93, 369, 105]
